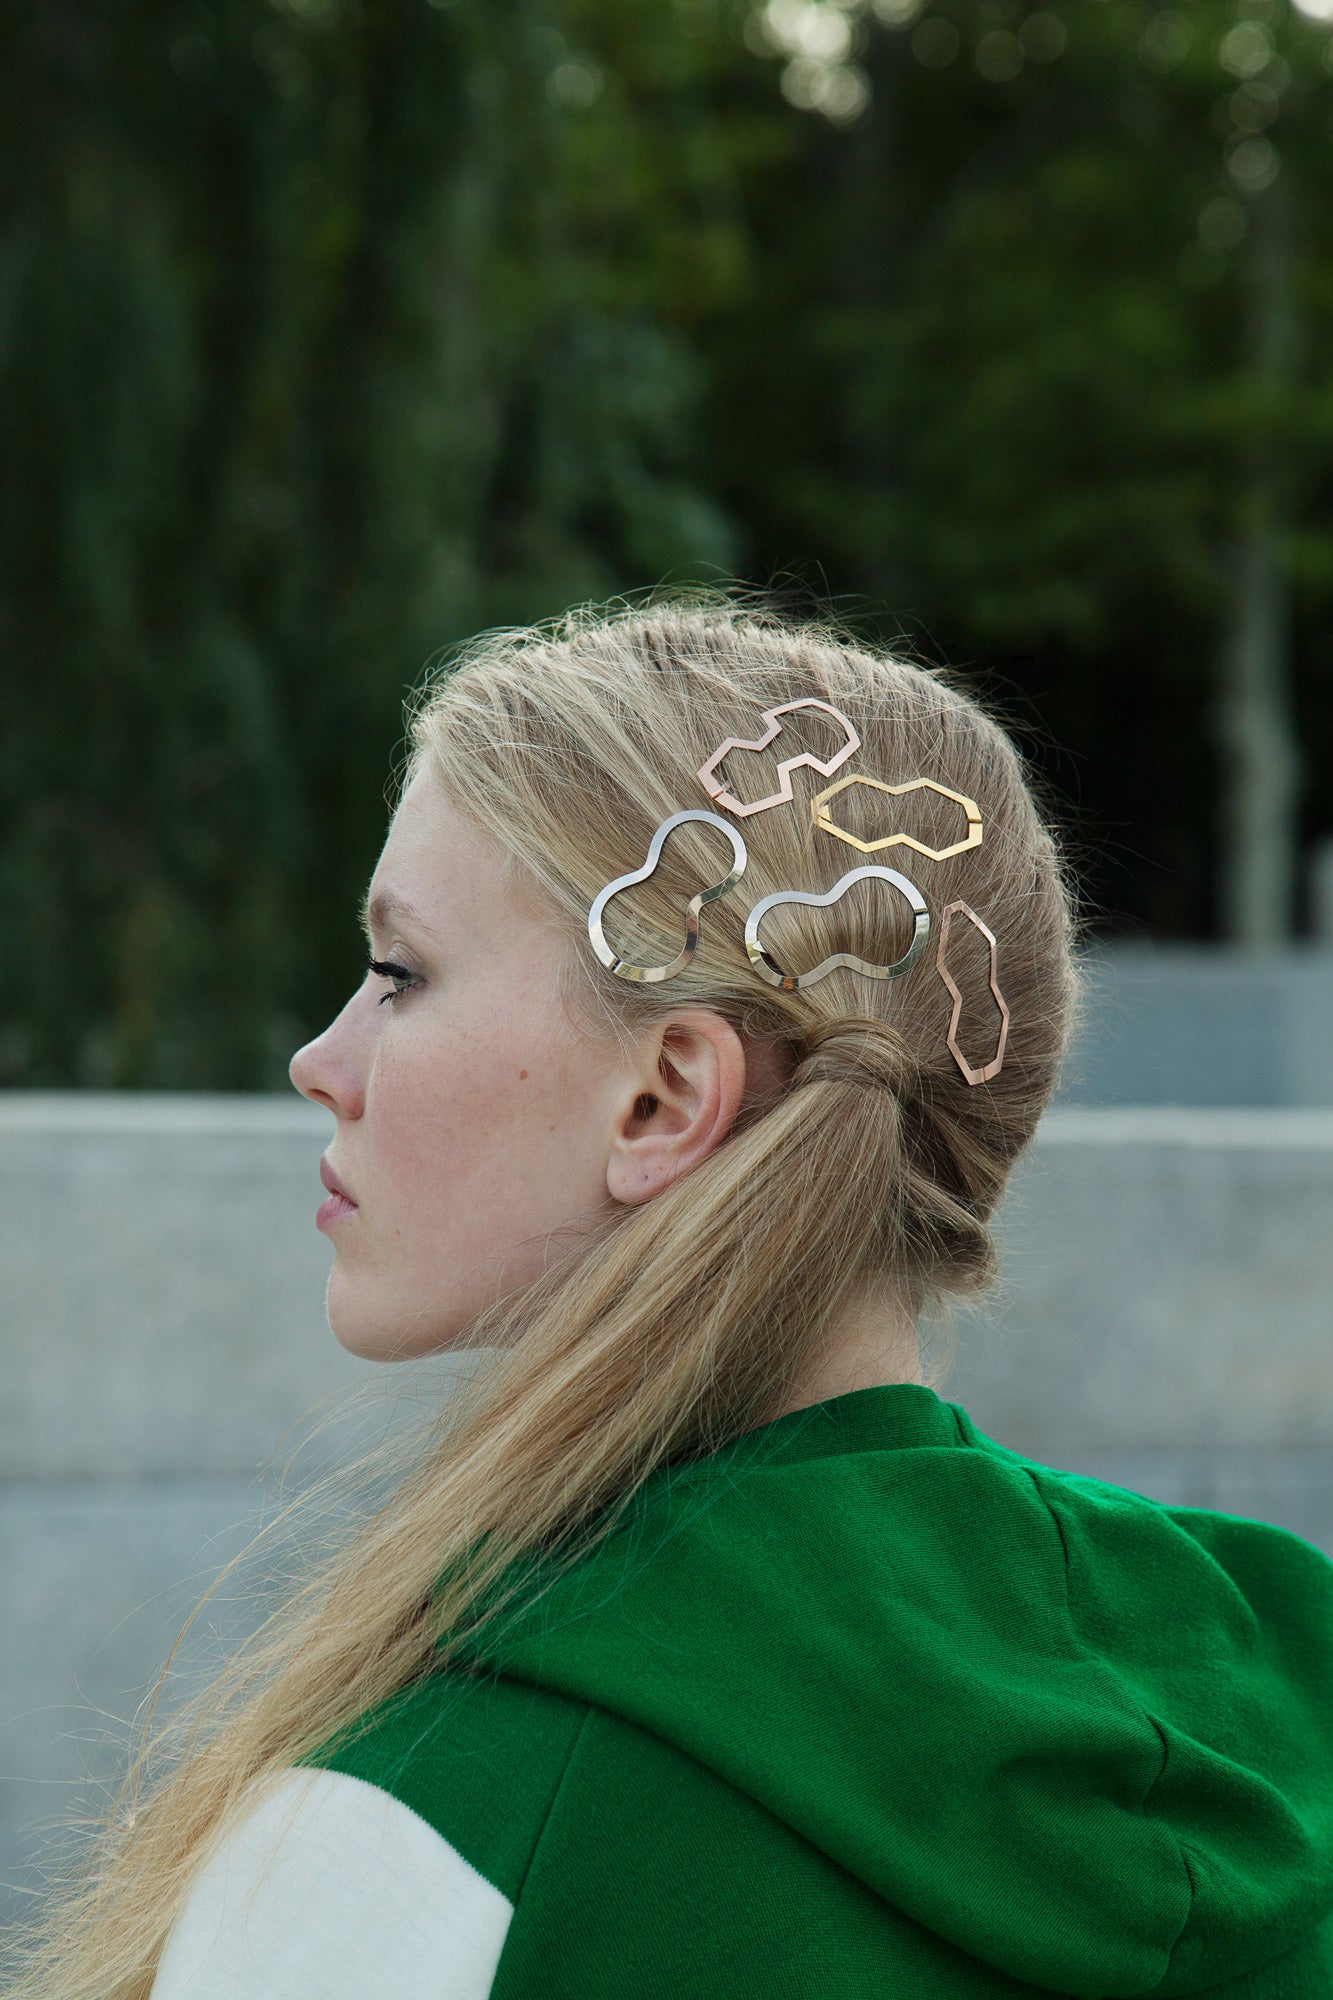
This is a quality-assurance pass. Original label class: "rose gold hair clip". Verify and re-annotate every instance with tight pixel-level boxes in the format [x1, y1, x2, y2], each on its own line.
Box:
[697, 698, 860, 818]
[935, 900, 1010, 1084]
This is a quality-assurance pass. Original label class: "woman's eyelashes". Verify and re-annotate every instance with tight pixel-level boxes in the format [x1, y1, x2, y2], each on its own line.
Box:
[365, 955, 420, 1006]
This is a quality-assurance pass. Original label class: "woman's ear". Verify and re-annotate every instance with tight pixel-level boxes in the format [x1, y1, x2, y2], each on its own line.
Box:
[605, 1008, 748, 1207]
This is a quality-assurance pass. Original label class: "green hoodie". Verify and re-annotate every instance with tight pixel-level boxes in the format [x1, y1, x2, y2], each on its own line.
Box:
[151, 1382, 1333, 1999]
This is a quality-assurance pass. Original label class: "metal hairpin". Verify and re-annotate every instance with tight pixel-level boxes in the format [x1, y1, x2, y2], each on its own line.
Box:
[810, 774, 984, 862]
[697, 698, 861, 818]
[586, 809, 747, 983]
[935, 900, 1010, 1084]
[744, 867, 930, 993]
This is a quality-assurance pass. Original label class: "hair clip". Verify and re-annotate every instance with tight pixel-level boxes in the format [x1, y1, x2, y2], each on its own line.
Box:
[935, 901, 1010, 1084]
[588, 809, 748, 983]
[810, 775, 983, 862]
[697, 699, 860, 818]
[744, 865, 930, 993]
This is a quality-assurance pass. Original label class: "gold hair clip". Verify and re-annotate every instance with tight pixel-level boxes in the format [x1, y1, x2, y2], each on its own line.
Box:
[744, 865, 930, 993]
[587, 809, 748, 984]
[810, 775, 983, 862]
[697, 699, 861, 818]
[935, 900, 1010, 1084]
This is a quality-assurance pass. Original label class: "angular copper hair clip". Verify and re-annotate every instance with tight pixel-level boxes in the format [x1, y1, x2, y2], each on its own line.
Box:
[697, 699, 860, 818]
[935, 900, 1010, 1084]
[587, 809, 748, 983]
[744, 865, 930, 993]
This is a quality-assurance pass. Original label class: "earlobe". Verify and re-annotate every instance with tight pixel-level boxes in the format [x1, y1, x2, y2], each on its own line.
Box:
[604, 1010, 748, 1208]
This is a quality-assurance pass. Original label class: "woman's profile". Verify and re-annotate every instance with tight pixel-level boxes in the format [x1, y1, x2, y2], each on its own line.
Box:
[8, 595, 1333, 1997]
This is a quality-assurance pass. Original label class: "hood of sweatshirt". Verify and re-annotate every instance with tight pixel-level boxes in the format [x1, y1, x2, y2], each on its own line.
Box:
[451, 1382, 1333, 1996]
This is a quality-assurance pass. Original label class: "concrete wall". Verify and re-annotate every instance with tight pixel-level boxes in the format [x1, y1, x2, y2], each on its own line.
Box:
[1057, 943, 1333, 1107]
[944, 1108, 1333, 1549]
[3, 1092, 1332, 1923]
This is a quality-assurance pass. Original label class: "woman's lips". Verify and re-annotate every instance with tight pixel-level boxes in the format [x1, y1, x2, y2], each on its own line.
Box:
[319, 1156, 356, 1202]
[317, 1157, 358, 1229]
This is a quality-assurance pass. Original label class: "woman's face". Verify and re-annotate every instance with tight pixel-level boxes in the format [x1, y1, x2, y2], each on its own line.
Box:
[288, 767, 635, 1361]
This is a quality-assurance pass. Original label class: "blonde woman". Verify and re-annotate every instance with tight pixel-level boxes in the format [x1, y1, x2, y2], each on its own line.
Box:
[9, 598, 1333, 1998]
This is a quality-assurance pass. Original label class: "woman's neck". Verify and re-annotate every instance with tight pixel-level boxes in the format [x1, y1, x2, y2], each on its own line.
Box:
[753, 1288, 924, 1428]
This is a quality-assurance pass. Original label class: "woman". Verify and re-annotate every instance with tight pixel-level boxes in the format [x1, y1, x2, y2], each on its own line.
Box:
[9, 597, 1333, 1997]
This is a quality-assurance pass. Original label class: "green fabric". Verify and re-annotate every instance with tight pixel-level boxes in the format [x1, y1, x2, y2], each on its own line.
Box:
[300, 1669, 590, 1904]
[312, 1382, 1333, 1996]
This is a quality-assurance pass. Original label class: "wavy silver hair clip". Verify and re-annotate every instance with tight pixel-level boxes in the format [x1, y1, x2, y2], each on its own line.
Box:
[586, 810, 747, 984]
[744, 867, 929, 993]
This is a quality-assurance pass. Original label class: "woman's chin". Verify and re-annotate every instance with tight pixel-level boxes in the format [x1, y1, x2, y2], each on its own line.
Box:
[325, 1297, 387, 1360]
[324, 1269, 390, 1360]
[325, 1277, 462, 1363]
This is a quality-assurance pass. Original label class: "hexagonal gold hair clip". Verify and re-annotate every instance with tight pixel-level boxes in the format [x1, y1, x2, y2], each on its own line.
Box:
[810, 774, 983, 862]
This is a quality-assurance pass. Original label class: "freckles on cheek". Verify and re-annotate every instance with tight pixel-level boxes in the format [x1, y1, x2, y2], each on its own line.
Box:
[515, 1064, 556, 1136]
[506, 1032, 572, 1144]
[512, 1064, 556, 1128]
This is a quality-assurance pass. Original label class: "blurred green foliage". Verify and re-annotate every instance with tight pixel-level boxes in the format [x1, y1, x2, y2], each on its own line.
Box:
[5, 0, 1333, 1086]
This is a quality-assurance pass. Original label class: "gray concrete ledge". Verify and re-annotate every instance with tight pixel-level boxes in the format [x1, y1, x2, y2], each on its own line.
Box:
[6, 1093, 1332, 1140]
[1056, 943, 1333, 1107]
[0, 1092, 328, 1133]
[1037, 1105, 1333, 1147]
[2, 1092, 1331, 1919]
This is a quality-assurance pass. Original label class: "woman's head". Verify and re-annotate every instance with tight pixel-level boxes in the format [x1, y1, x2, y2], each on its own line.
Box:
[292, 595, 1078, 1384]
[7, 594, 1080, 2000]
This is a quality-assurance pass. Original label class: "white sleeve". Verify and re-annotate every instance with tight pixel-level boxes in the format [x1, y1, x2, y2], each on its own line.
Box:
[150, 1766, 514, 1999]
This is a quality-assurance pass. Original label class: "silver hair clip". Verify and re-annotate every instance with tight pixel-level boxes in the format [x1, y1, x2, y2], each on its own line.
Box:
[587, 810, 747, 983]
[697, 699, 861, 818]
[935, 901, 1010, 1084]
[744, 866, 930, 992]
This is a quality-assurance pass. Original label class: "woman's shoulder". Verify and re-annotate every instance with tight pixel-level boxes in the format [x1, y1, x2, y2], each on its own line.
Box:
[150, 1671, 595, 1999]
[303, 1665, 594, 1898]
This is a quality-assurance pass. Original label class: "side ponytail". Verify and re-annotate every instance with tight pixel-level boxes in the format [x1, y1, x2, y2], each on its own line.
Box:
[4, 593, 1078, 2000]
[791, 1013, 922, 1094]
[790, 1014, 1004, 1297]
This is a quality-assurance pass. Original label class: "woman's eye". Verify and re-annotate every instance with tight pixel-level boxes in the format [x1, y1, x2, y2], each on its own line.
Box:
[365, 955, 418, 1006]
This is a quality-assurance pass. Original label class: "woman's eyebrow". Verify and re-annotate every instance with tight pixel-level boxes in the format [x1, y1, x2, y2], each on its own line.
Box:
[358, 889, 440, 941]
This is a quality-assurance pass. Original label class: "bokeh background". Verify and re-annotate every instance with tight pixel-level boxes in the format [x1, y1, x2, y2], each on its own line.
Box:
[7, 0, 1333, 1089]
[4, 0, 1333, 1937]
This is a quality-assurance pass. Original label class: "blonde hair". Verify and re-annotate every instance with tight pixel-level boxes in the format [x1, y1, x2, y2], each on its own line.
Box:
[3, 593, 1079, 1998]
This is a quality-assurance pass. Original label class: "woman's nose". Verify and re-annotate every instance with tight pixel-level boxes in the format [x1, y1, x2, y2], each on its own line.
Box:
[290, 1030, 334, 1110]
[289, 1004, 365, 1117]
[288, 1033, 324, 1104]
